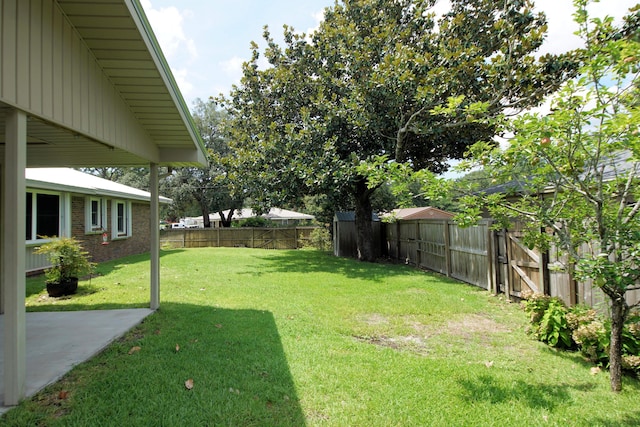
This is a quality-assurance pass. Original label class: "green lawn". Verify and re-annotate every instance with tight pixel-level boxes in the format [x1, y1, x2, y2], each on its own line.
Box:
[4, 248, 640, 426]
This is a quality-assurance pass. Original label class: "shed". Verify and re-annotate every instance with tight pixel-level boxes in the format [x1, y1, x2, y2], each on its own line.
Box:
[333, 212, 383, 259]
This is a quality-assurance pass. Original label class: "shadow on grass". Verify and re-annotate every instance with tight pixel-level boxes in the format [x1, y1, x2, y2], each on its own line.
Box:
[458, 373, 640, 423]
[248, 249, 460, 283]
[458, 375, 580, 410]
[3, 303, 307, 426]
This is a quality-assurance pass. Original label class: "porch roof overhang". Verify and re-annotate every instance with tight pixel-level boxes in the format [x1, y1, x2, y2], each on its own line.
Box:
[0, 0, 208, 168]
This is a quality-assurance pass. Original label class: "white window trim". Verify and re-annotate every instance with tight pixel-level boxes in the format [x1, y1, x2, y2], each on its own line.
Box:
[26, 190, 70, 245]
[85, 196, 107, 234]
[111, 199, 132, 239]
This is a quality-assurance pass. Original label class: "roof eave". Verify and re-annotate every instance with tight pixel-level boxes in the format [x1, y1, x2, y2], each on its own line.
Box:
[126, 0, 208, 167]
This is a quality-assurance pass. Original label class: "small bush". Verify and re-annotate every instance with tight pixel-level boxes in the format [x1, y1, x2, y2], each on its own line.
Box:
[522, 295, 573, 348]
[522, 294, 640, 376]
[235, 217, 275, 227]
[573, 319, 608, 364]
[305, 227, 332, 251]
[521, 292, 552, 325]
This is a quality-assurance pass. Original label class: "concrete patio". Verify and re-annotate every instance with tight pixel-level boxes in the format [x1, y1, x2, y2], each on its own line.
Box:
[0, 309, 153, 415]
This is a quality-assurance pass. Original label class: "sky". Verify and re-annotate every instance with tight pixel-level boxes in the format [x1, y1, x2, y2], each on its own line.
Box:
[141, 0, 638, 111]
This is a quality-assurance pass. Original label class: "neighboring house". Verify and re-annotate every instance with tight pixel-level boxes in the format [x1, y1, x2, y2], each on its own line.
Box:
[1, 0, 208, 406]
[25, 168, 172, 272]
[382, 207, 454, 221]
[188, 208, 315, 228]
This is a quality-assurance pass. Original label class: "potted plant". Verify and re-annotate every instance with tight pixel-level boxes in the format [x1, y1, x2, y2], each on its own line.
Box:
[34, 237, 96, 297]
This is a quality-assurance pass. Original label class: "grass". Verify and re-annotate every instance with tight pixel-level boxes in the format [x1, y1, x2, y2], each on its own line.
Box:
[4, 247, 640, 426]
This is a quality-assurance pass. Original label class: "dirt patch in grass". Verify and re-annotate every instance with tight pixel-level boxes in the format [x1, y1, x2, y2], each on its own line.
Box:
[357, 313, 390, 326]
[444, 313, 512, 338]
[354, 334, 430, 355]
[355, 313, 512, 355]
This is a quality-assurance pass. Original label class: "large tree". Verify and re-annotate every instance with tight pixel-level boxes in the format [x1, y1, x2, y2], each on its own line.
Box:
[456, 0, 640, 391]
[221, 0, 578, 261]
[166, 99, 242, 227]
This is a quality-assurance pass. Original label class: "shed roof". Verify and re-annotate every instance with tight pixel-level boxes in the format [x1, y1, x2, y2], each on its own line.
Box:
[26, 168, 171, 204]
[386, 207, 454, 220]
[334, 212, 380, 222]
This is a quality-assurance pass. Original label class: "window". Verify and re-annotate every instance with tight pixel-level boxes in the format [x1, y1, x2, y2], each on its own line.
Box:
[26, 191, 66, 241]
[111, 200, 132, 238]
[85, 197, 106, 233]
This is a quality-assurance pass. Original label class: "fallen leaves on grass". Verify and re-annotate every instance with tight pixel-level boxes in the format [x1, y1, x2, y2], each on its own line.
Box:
[128, 346, 141, 355]
[215, 324, 223, 329]
[58, 390, 69, 400]
[175, 344, 180, 352]
[185, 379, 194, 390]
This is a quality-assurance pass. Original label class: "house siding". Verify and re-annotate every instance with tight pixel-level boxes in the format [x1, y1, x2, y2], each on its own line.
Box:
[0, 0, 158, 161]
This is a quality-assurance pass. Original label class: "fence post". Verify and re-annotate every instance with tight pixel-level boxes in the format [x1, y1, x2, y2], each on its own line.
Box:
[505, 230, 512, 301]
[396, 221, 401, 262]
[486, 221, 495, 293]
[444, 220, 451, 277]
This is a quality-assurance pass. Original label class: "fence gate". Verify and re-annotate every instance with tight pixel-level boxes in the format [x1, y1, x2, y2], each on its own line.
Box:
[496, 230, 547, 300]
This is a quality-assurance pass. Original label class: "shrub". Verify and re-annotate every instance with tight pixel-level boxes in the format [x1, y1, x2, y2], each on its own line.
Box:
[538, 298, 572, 348]
[235, 217, 274, 227]
[521, 292, 552, 325]
[522, 294, 640, 376]
[305, 227, 332, 251]
[522, 293, 572, 348]
[572, 319, 608, 364]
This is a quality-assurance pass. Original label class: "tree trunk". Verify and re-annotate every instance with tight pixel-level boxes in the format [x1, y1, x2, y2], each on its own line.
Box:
[219, 210, 233, 228]
[608, 293, 628, 392]
[353, 180, 375, 262]
[201, 206, 211, 228]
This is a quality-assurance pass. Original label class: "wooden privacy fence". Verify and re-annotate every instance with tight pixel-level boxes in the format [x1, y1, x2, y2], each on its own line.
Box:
[160, 227, 316, 250]
[386, 219, 494, 291]
[382, 219, 640, 309]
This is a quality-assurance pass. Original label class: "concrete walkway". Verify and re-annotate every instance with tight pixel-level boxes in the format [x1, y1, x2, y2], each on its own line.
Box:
[0, 309, 153, 414]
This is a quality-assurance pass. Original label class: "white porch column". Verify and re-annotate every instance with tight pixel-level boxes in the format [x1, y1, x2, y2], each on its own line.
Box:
[3, 108, 27, 405]
[149, 163, 160, 310]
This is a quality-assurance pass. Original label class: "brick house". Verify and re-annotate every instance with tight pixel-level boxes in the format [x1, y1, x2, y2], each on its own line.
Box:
[26, 168, 171, 272]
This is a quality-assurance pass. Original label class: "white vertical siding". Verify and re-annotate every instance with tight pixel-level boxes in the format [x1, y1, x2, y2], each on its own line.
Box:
[0, 0, 159, 161]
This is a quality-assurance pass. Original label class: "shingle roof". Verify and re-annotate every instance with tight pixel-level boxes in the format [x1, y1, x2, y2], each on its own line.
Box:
[26, 168, 171, 204]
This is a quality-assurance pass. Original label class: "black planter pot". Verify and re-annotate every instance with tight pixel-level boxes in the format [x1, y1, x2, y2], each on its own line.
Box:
[46, 277, 79, 297]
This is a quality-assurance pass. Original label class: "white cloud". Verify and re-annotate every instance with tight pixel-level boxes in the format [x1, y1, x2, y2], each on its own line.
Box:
[221, 56, 246, 76]
[141, 1, 199, 103]
[306, 9, 325, 36]
[140, 0, 198, 61]
[172, 68, 194, 98]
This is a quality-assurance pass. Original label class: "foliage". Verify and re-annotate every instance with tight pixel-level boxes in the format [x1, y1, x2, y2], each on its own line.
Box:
[522, 293, 640, 377]
[455, 0, 640, 392]
[304, 227, 333, 251]
[163, 99, 242, 227]
[34, 237, 95, 284]
[234, 216, 275, 228]
[220, 0, 577, 261]
[522, 294, 573, 348]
